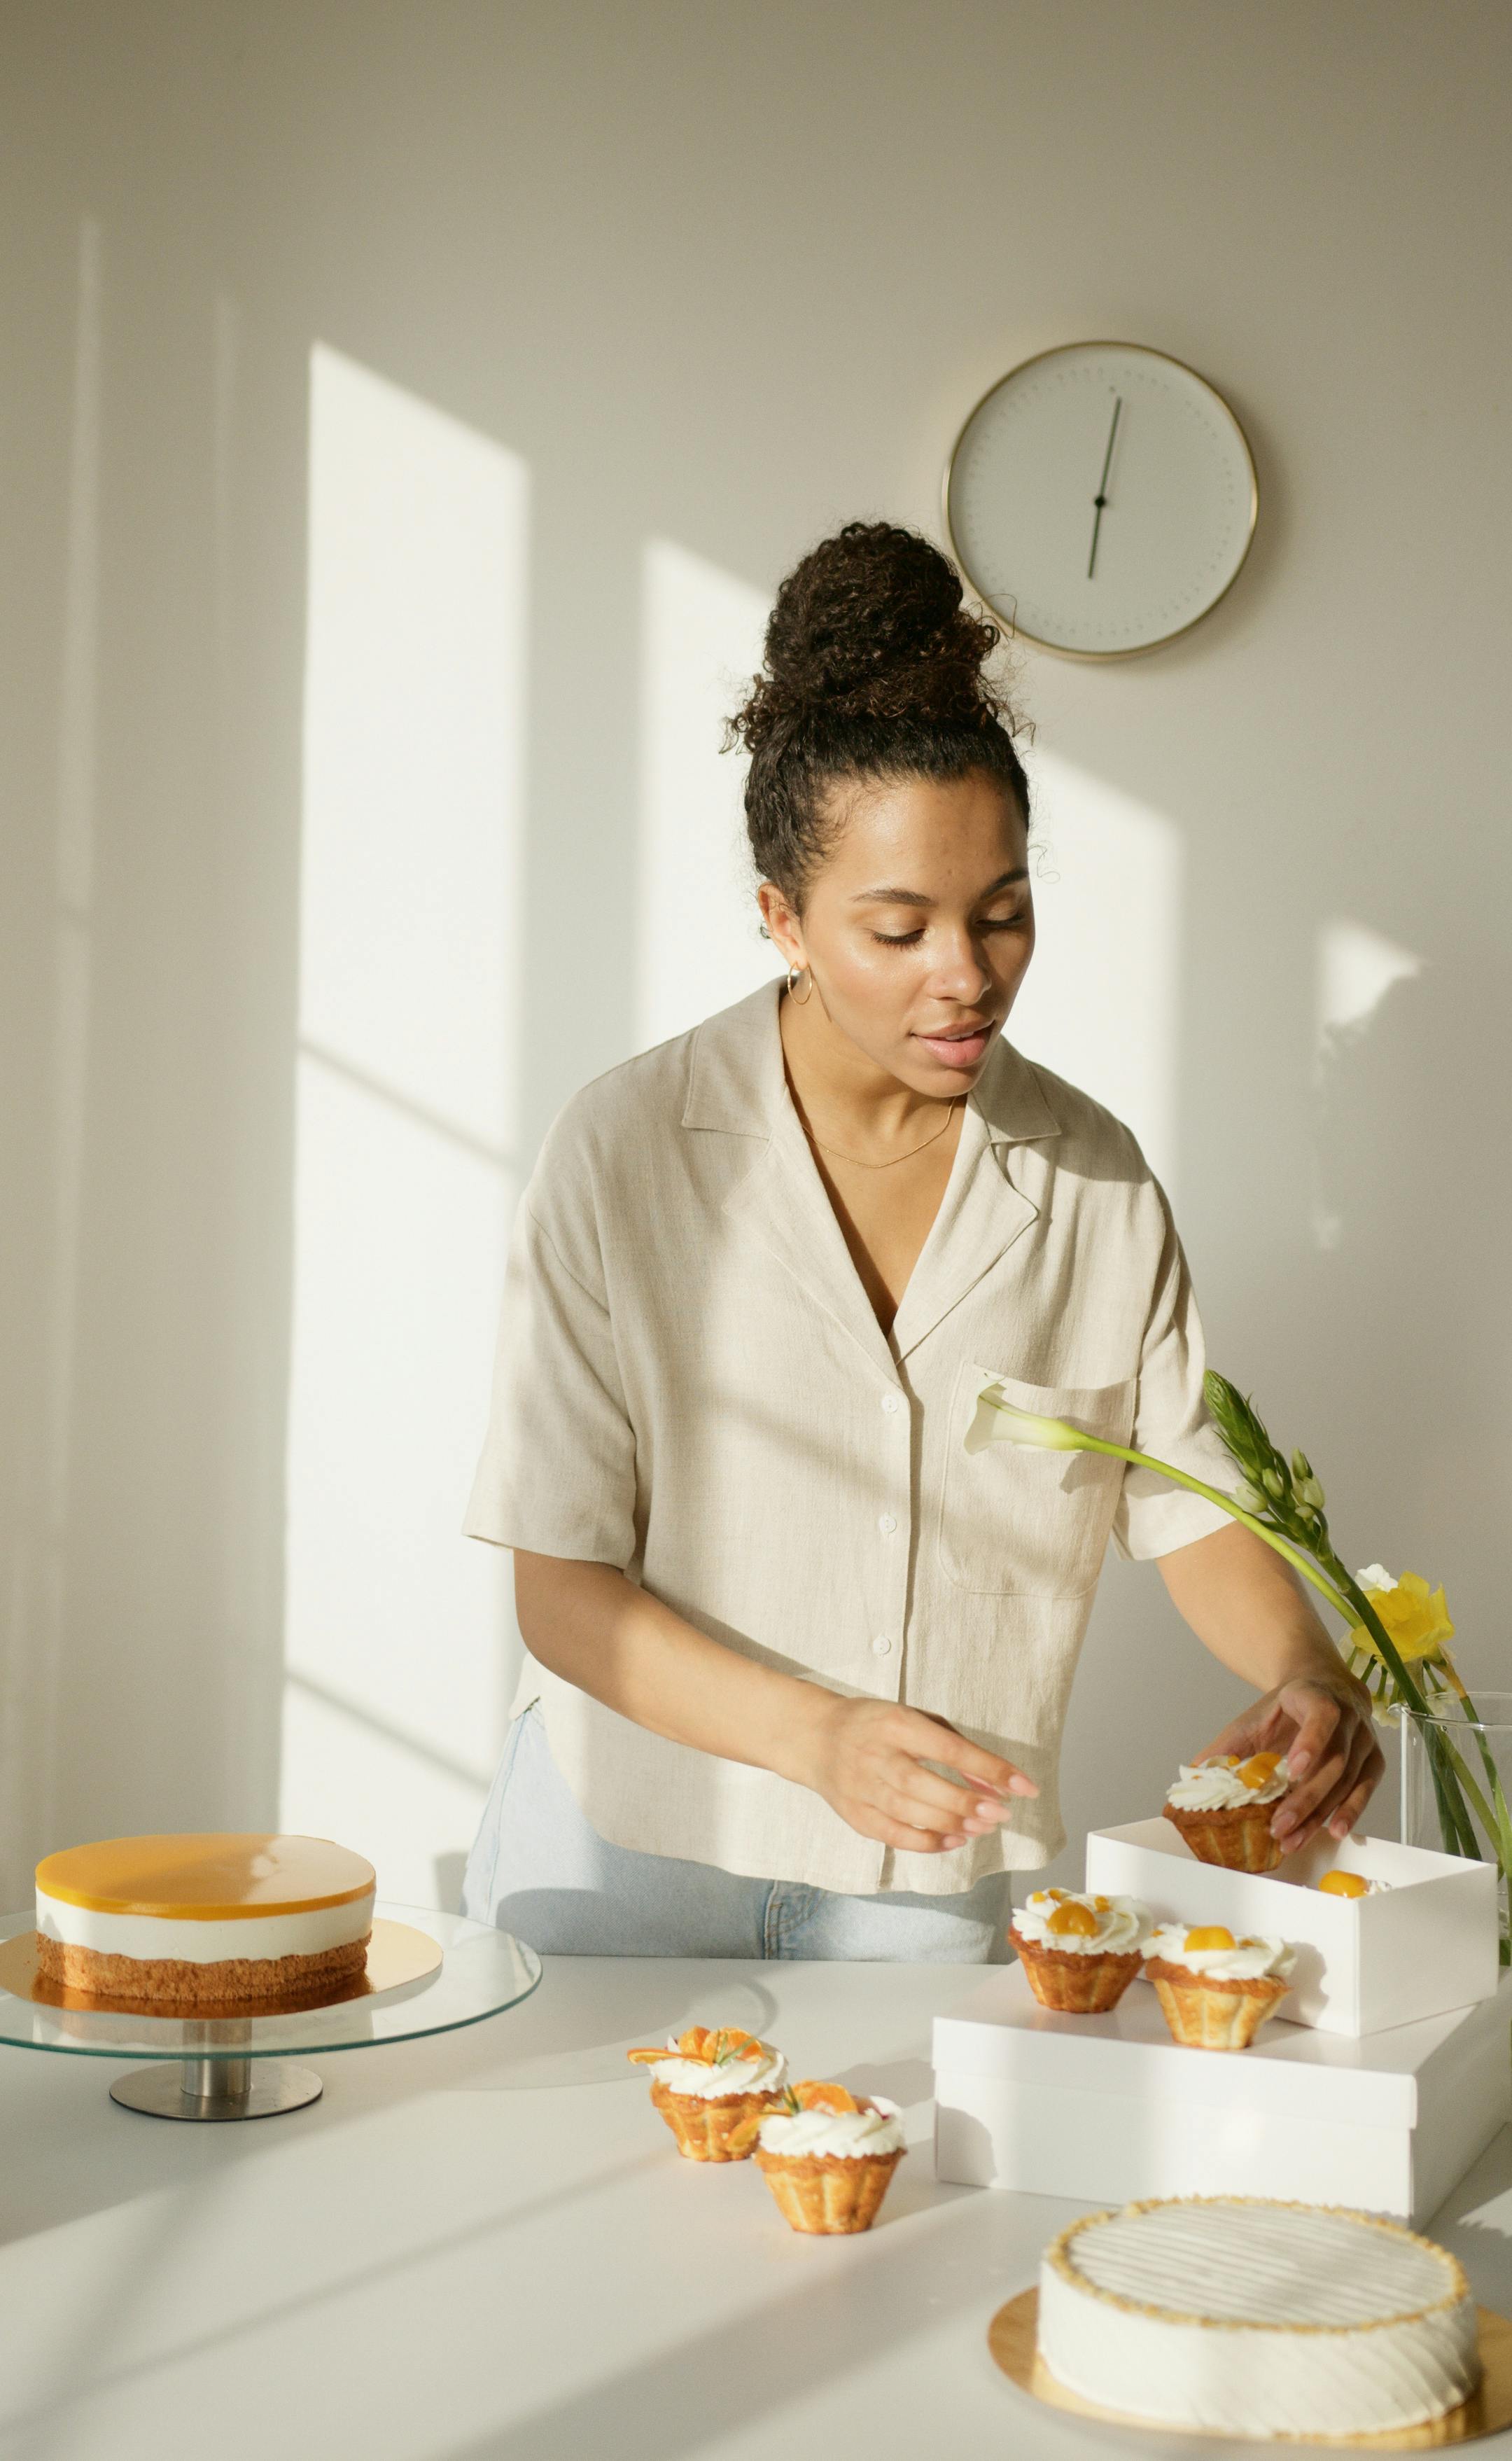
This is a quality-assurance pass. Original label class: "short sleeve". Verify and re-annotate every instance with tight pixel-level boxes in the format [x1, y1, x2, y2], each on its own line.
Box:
[1110, 1191, 1242, 1562]
[462, 1190, 638, 1566]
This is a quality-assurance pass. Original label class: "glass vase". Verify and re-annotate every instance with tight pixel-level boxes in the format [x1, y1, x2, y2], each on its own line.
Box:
[1399, 1693, 1512, 1965]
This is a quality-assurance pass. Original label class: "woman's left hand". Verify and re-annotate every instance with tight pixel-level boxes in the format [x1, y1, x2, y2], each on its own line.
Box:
[1198, 1665, 1385, 1855]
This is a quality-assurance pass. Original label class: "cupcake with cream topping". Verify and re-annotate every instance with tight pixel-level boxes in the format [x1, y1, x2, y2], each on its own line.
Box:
[1143, 1923, 1297, 2051]
[1162, 1750, 1293, 1871]
[733, 2080, 905, 2233]
[626, 2025, 787, 2161]
[1011, 1888, 1152, 2014]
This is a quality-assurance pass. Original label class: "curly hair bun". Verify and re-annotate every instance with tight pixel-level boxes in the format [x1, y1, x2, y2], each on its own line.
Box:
[727, 519, 1030, 905]
[736, 522, 1004, 753]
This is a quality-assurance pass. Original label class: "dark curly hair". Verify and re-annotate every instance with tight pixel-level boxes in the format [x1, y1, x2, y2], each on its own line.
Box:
[727, 521, 1030, 907]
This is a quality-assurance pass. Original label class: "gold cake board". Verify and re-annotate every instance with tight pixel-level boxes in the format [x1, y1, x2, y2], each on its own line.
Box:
[989, 2288, 1512, 2449]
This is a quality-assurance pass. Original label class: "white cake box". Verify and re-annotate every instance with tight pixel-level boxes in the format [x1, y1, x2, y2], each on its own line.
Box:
[1083, 1820, 1499, 2036]
[934, 1965, 1512, 2224]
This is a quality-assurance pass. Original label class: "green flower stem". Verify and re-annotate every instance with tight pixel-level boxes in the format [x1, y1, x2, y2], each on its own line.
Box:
[1439, 1661, 1512, 1862]
[978, 1404, 1357, 1619]
[979, 1392, 1511, 1898]
[1436, 1726, 1512, 1875]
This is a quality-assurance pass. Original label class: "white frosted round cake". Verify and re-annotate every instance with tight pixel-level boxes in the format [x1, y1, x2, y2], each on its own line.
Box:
[1038, 2196, 1479, 2437]
[35, 1834, 375, 2007]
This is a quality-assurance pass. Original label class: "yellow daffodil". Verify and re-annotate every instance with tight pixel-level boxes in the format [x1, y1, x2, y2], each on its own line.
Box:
[1355, 1567, 1455, 1663]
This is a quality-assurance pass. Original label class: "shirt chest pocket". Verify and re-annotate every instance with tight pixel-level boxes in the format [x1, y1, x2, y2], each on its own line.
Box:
[937, 1361, 1137, 1599]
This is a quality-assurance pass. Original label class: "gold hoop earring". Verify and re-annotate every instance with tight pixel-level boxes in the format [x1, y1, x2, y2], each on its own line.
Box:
[785, 964, 813, 1005]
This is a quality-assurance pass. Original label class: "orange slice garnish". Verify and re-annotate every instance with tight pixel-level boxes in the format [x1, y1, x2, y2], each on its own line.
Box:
[791, 2080, 859, 2114]
[626, 2023, 768, 2068]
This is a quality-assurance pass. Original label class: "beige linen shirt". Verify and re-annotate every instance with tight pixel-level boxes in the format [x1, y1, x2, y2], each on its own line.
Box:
[465, 979, 1238, 1896]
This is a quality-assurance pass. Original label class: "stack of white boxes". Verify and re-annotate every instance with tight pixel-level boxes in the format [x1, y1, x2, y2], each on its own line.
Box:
[934, 1822, 1510, 2224]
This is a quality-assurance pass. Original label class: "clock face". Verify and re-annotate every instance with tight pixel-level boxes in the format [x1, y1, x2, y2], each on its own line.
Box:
[945, 342, 1258, 659]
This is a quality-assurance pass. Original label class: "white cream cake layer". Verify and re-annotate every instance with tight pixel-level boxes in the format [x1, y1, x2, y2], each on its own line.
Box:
[1039, 2198, 1478, 2437]
[36, 1887, 375, 1965]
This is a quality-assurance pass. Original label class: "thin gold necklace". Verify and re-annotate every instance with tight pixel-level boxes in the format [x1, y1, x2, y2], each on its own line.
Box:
[804, 1097, 962, 1171]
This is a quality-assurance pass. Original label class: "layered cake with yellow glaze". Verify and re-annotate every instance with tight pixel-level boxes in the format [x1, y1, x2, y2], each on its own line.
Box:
[1037, 2196, 1480, 2436]
[34, 1834, 375, 2006]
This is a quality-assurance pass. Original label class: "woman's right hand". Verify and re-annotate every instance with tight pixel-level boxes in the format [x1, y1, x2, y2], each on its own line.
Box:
[799, 1693, 1038, 1853]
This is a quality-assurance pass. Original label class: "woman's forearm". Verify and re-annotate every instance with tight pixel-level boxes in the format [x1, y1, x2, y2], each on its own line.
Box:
[1156, 1519, 1342, 1691]
[511, 1549, 1036, 1855]
[513, 1551, 826, 1786]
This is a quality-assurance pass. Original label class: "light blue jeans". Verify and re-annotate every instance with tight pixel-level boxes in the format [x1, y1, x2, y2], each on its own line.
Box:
[462, 1702, 1011, 1962]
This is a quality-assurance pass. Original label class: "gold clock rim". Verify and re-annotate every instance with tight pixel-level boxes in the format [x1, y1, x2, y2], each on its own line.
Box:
[941, 337, 1261, 664]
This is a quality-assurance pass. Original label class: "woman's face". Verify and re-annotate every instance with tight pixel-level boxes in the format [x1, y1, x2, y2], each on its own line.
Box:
[760, 769, 1034, 1096]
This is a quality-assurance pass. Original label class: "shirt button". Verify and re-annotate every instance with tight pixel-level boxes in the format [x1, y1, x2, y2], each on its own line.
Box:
[872, 1635, 892, 1656]
[877, 1512, 897, 1535]
[881, 1393, 901, 1414]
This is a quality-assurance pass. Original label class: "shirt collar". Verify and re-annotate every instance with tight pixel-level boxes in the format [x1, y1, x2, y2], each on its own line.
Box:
[682, 977, 1063, 1150]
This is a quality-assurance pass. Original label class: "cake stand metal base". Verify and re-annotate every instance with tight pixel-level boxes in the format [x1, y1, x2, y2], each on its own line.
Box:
[110, 2056, 323, 2121]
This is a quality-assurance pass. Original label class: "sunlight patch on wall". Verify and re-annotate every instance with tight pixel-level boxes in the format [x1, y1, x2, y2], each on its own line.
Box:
[285, 346, 528, 1906]
[5, 215, 104, 1896]
[1312, 918, 1424, 1250]
[1008, 748, 1184, 1196]
[636, 539, 774, 1050]
[1317, 919, 1423, 1046]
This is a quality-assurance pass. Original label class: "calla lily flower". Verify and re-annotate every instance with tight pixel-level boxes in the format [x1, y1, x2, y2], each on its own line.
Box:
[965, 1386, 1093, 1456]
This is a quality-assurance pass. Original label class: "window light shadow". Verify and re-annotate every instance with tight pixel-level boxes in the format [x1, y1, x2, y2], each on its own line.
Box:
[283, 346, 531, 1904]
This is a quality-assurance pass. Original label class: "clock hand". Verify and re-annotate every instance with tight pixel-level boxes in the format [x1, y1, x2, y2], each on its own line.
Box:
[1087, 393, 1123, 580]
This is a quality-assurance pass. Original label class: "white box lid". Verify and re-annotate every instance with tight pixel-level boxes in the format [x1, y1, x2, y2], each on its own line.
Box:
[932, 1965, 1512, 2126]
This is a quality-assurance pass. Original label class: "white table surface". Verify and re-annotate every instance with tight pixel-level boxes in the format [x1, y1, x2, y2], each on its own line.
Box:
[2, 1955, 1511, 2461]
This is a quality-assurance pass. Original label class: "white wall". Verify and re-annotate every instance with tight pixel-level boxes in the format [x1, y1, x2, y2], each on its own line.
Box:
[3, 0, 1508, 1906]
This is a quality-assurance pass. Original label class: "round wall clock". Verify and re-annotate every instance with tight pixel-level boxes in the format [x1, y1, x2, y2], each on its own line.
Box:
[944, 341, 1259, 660]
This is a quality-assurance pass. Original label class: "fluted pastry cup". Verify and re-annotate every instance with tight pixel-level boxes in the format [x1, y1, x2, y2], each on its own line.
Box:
[1015, 1935, 1144, 2013]
[1146, 1962, 1292, 2051]
[1163, 1798, 1284, 1873]
[754, 2146, 904, 2233]
[650, 2077, 784, 2161]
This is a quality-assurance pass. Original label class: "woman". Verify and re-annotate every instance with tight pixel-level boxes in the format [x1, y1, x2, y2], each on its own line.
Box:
[461, 522, 1381, 1962]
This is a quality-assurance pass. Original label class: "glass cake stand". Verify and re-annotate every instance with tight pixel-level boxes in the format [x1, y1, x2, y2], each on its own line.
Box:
[0, 1902, 540, 2121]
